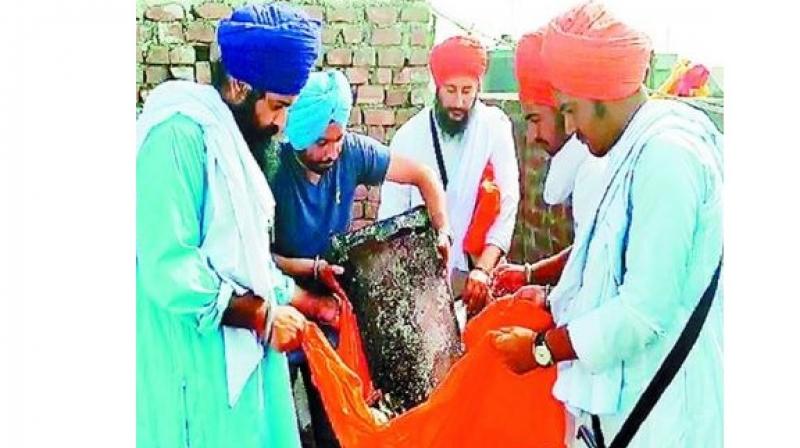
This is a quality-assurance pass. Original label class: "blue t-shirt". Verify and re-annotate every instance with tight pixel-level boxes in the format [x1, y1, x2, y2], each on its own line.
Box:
[268, 132, 391, 260]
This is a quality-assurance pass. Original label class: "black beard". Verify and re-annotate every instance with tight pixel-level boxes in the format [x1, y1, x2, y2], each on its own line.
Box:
[226, 91, 279, 168]
[434, 97, 473, 138]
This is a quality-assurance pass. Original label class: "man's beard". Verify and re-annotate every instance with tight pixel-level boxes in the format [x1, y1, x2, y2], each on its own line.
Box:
[434, 96, 474, 138]
[297, 151, 337, 175]
[227, 91, 279, 167]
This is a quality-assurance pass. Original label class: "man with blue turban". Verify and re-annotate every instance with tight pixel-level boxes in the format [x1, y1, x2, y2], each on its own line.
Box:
[266, 70, 452, 447]
[136, 3, 332, 448]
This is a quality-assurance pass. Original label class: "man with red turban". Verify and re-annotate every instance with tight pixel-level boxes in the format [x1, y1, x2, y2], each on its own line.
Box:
[379, 36, 521, 326]
[491, 3, 723, 447]
[492, 30, 607, 301]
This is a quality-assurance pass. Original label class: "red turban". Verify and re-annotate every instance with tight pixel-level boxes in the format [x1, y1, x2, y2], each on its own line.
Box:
[541, 2, 652, 101]
[430, 36, 488, 87]
[514, 31, 556, 107]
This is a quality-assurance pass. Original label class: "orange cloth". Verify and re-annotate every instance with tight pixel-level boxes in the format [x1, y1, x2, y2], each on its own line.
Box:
[319, 266, 378, 403]
[515, 30, 557, 107]
[463, 162, 501, 258]
[541, 1, 652, 101]
[302, 299, 566, 448]
[430, 35, 488, 87]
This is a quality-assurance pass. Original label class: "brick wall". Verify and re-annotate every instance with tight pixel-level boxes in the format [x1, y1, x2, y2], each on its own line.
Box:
[136, 0, 435, 232]
[136, 0, 573, 261]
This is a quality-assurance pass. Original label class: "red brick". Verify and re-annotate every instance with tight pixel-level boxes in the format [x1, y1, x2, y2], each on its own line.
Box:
[400, 4, 431, 23]
[356, 85, 384, 105]
[321, 26, 341, 45]
[169, 45, 196, 64]
[408, 47, 429, 66]
[328, 7, 361, 23]
[145, 4, 185, 22]
[342, 25, 363, 44]
[351, 202, 364, 219]
[196, 62, 212, 84]
[145, 65, 169, 84]
[396, 107, 421, 125]
[350, 219, 371, 231]
[354, 184, 369, 200]
[366, 7, 398, 27]
[364, 202, 379, 220]
[378, 48, 405, 67]
[137, 23, 152, 44]
[352, 48, 376, 66]
[349, 106, 363, 126]
[145, 46, 170, 65]
[368, 125, 386, 143]
[368, 186, 381, 202]
[194, 2, 232, 20]
[185, 22, 215, 43]
[372, 28, 401, 46]
[408, 26, 429, 46]
[371, 67, 392, 85]
[345, 67, 369, 85]
[385, 87, 409, 106]
[301, 5, 325, 21]
[326, 48, 352, 66]
[363, 109, 395, 126]
[393, 67, 411, 85]
[170, 66, 195, 81]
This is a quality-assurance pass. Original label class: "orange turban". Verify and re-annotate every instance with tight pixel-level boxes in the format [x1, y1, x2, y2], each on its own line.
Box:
[430, 36, 488, 87]
[514, 31, 556, 107]
[541, 2, 652, 101]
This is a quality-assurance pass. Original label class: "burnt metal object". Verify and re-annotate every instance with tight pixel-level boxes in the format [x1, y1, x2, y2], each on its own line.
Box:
[326, 206, 463, 414]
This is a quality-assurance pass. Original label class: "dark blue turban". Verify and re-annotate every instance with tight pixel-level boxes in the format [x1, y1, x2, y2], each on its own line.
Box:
[217, 3, 321, 96]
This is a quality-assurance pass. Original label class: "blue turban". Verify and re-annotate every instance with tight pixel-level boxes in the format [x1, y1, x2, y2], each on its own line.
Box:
[285, 70, 353, 151]
[217, 3, 321, 96]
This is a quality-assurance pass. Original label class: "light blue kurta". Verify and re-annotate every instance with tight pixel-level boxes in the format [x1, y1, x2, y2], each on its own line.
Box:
[550, 100, 723, 447]
[136, 114, 300, 448]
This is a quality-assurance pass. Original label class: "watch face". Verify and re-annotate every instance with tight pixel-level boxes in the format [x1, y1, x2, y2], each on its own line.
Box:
[535, 344, 552, 366]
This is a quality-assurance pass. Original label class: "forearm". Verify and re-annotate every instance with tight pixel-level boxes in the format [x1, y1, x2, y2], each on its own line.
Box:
[416, 168, 449, 232]
[273, 254, 315, 278]
[545, 326, 578, 363]
[475, 244, 504, 272]
[221, 292, 269, 340]
[531, 246, 572, 286]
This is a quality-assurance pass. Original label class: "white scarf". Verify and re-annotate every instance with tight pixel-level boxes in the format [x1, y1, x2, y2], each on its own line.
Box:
[548, 99, 723, 415]
[136, 81, 286, 406]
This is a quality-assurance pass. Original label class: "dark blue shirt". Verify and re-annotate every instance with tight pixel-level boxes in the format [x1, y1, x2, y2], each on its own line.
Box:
[268, 132, 391, 259]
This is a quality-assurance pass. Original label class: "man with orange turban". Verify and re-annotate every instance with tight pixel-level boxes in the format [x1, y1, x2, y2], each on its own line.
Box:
[492, 30, 607, 300]
[490, 3, 723, 447]
[379, 36, 520, 325]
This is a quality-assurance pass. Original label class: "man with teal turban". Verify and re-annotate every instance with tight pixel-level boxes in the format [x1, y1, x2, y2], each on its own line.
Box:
[266, 70, 452, 447]
[136, 3, 334, 448]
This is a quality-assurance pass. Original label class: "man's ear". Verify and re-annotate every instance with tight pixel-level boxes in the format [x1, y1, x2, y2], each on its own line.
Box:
[223, 77, 250, 105]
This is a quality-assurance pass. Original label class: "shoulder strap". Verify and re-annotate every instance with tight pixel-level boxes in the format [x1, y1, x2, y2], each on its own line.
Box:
[600, 254, 723, 448]
[429, 109, 448, 189]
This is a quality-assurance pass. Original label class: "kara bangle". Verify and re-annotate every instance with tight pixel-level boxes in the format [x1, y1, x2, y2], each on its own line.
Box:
[313, 255, 321, 280]
[524, 262, 534, 285]
[262, 300, 275, 347]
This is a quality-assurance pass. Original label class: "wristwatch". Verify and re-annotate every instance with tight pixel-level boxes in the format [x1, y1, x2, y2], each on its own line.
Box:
[533, 331, 554, 367]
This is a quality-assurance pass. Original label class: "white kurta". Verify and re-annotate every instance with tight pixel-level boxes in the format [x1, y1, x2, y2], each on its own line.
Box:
[378, 101, 521, 274]
[543, 135, 607, 234]
[547, 100, 723, 448]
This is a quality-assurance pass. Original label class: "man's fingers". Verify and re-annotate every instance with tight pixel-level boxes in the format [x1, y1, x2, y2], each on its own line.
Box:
[331, 265, 345, 275]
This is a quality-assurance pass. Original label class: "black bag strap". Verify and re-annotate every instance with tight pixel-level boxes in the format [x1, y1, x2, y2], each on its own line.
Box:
[429, 109, 448, 189]
[596, 254, 723, 448]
